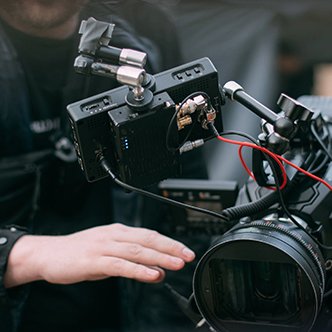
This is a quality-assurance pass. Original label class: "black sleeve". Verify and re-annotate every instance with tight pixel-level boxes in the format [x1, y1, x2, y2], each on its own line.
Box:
[0, 225, 29, 332]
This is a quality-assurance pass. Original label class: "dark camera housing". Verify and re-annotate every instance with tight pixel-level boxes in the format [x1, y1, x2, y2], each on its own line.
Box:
[68, 25, 332, 329]
[67, 57, 223, 186]
[191, 96, 332, 332]
[194, 218, 325, 332]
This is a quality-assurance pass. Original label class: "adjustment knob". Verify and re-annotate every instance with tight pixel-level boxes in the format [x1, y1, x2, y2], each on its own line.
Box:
[277, 93, 314, 122]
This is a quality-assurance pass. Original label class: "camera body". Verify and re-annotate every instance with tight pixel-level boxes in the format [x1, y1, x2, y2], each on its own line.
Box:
[192, 96, 332, 332]
[68, 55, 332, 330]
[67, 18, 332, 331]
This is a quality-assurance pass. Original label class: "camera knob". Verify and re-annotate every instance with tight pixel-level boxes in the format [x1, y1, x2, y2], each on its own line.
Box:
[277, 93, 314, 122]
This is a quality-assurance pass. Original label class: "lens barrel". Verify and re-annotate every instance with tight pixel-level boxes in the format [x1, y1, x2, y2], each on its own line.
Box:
[193, 218, 325, 332]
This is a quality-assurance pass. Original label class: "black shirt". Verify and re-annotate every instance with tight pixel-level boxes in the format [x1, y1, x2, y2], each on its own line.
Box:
[0, 4, 208, 332]
[2, 20, 75, 150]
[1, 19, 122, 332]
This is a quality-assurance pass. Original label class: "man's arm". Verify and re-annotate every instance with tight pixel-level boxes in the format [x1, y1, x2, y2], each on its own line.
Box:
[4, 223, 195, 288]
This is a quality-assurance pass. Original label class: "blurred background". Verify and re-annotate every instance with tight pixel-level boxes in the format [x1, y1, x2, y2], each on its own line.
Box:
[110, 0, 332, 186]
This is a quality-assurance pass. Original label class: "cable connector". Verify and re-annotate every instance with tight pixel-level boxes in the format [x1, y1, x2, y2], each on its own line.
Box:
[177, 95, 207, 116]
[97, 154, 116, 180]
[179, 139, 204, 154]
[177, 95, 208, 130]
[200, 107, 216, 130]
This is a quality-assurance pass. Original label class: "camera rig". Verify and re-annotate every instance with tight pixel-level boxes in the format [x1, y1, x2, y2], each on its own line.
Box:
[67, 18, 332, 332]
[67, 17, 223, 187]
[191, 94, 332, 332]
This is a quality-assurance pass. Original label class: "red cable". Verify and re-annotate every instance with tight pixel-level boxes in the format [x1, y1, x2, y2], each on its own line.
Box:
[278, 154, 332, 190]
[238, 145, 255, 179]
[238, 145, 289, 190]
[217, 135, 288, 189]
[238, 144, 287, 190]
[217, 135, 332, 191]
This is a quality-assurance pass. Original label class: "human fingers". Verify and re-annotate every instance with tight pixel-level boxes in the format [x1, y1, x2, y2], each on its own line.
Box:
[135, 266, 165, 283]
[97, 256, 164, 283]
[109, 224, 195, 262]
[102, 241, 186, 271]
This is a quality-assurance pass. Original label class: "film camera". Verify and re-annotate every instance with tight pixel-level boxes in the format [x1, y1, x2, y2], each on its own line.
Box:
[191, 92, 332, 332]
[67, 18, 332, 332]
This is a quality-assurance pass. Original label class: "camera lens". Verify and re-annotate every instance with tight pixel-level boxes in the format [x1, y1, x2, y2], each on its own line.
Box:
[193, 218, 325, 332]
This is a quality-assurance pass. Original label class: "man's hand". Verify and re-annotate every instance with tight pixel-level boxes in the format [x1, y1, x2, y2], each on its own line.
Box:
[4, 223, 195, 288]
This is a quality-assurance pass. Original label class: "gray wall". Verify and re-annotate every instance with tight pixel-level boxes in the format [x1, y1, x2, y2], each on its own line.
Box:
[151, 0, 332, 184]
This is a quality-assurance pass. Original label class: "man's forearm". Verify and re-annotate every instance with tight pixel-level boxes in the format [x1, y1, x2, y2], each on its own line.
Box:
[4, 235, 45, 288]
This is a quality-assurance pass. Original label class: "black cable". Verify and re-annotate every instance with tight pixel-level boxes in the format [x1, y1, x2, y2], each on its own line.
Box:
[220, 127, 332, 249]
[207, 124, 330, 249]
[217, 130, 258, 144]
[219, 131, 288, 195]
[221, 191, 280, 222]
[264, 154, 308, 231]
[207, 123, 282, 220]
[99, 156, 229, 222]
[218, 131, 290, 214]
[100, 119, 332, 249]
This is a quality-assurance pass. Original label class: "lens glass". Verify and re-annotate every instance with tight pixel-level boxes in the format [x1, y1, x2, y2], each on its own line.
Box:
[194, 225, 324, 332]
[209, 258, 301, 323]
